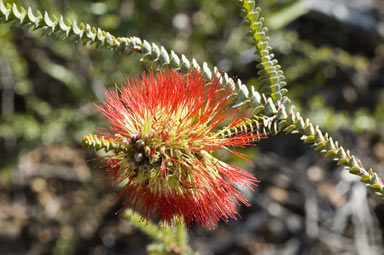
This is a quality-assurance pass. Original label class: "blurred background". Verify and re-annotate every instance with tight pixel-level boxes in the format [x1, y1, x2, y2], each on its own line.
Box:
[0, 0, 384, 254]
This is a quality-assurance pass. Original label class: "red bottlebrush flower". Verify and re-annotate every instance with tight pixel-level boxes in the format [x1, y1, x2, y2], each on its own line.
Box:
[86, 69, 259, 228]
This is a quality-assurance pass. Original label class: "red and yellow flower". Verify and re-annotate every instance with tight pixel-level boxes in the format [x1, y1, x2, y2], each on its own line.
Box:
[83, 69, 259, 228]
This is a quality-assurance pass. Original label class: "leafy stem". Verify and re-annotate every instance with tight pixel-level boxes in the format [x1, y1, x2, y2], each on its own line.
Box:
[238, 0, 384, 198]
[123, 209, 192, 255]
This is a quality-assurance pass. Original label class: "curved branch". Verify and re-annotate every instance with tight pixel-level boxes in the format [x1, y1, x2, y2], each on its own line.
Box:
[236, 0, 384, 199]
[0, 0, 258, 109]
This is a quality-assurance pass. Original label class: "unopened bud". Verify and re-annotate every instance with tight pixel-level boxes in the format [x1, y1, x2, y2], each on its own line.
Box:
[135, 139, 145, 150]
[134, 152, 144, 162]
[130, 132, 142, 143]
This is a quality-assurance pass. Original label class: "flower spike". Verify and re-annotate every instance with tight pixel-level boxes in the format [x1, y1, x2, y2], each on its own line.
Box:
[85, 69, 261, 228]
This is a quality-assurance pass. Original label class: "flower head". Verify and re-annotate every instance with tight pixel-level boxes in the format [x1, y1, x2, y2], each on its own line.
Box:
[85, 69, 259, 228]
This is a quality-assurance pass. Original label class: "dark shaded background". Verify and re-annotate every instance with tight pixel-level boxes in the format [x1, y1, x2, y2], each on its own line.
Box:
[0, 0, 384, 254]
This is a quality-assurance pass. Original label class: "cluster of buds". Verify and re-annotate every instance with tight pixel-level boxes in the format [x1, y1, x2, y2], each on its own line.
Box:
[84, 69, 260, 228]
[122, 132, 155, 168]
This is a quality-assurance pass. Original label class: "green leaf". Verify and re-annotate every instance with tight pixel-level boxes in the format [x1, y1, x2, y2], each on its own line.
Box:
[337, 158, 349, 166]
[325, 150, 337, 158]
[283, 124, 296, 134]
[349, 167, 361, 175]
[360, 175, 372, 183]
[371, 184, 383, 193]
